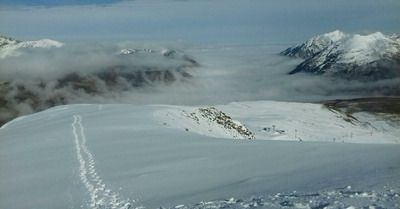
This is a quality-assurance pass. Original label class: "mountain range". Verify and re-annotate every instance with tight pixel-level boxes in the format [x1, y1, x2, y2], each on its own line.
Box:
[2, 32, 400, 127]
[0, 34, 64, 58]
[1, 33, 400, 209]
[0, 35, 199, 126]
[280, 30, 400, 80]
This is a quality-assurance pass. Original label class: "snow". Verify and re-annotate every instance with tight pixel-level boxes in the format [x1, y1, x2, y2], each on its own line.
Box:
[281, 30, 349, 59]
[0, 35, 20, 47]
[156, 101, 399, 144]
[282, 30, 400, 77]
[287, 30, 398, 64]
[322, 30, 348, 42]
[1, 102, 399, 209]
[19, 39, 64, 48]
[155, 106, 254, 140]
[0, 37, 64, 58]
[118, 48, 157, 55]
[71, 115, 132, 209]
[306, 31, 399, 72]
[305, 30, 348, 49]
[333, 32, 399, 65]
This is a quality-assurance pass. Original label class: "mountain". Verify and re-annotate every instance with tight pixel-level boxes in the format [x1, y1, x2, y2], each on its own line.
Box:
[281, 31, 400, 79]
[1, 101, 399, 209]
[0, 35, 20, 47]
[0, 35, 199, 127]
[118, 48, 199, 66]
[0, 35, 64, 58]
[279, 30, 348, 59]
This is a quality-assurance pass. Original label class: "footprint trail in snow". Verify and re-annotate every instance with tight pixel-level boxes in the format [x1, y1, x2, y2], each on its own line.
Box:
[72, 115, 132, 209]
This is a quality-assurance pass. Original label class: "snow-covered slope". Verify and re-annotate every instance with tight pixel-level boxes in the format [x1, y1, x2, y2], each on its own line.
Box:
[281, 31, 400, 79]
[1, 101, 399, 209]
[156, 100, 399, 144]
[0, 35, 64, 58]
[280, 30, 348, 59]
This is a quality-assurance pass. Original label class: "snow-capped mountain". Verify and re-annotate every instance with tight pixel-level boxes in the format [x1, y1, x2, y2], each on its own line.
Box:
[281, 31, 400, 79]
[0, 35, 64, 58]
[118, 48, 199, 65]
[0, 35, 20, 47]
[279, 30, 348, 59]
[118, 48, 157, 54]
[0, 35, 199, 127]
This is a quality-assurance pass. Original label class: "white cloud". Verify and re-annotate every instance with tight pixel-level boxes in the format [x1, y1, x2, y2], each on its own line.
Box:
[1, 41, 399, 126]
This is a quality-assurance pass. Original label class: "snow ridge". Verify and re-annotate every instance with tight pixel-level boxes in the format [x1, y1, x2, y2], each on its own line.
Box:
[71, 115, 132, 209]
[0, 35, 20, 48]
[282, 31, 400, 79]
[280, 30, 349, 59]
[0, 35, 64, 58]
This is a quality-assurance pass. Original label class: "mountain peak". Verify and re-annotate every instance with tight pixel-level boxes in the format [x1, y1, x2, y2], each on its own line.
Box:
[279, 30, 349, 59]
[320, 30, 347, 42]
[283, 31, 400, 79]
[0, 35, 21, 48]
[0, 35, 64, 58]
[20, 39, 64, 48]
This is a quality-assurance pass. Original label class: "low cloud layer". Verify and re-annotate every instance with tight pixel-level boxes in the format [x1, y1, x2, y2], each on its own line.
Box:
[0, 41, 192, 81]
[2, 41, 399, 104]
[178, 44, 400, 104]
[1, 41, 400, 126]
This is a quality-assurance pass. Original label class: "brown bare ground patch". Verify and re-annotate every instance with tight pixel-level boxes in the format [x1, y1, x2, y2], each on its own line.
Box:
[322, 97, 400, 115]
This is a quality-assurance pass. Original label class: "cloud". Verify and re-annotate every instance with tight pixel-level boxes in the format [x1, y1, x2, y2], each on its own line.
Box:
[1, 41, 399, 127]
[171, 44, 400, 104]
[0, 40, 202, 124]
[0, 40, 192, 80]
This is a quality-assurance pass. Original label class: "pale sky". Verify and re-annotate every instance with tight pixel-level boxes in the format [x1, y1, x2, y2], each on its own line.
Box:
[1, 0, 399, 43]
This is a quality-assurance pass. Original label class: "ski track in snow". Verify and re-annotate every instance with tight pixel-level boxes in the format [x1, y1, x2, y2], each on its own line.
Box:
[71, 115, 132, 209]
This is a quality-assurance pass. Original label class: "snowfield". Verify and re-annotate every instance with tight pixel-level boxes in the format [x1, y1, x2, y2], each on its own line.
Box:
[0, 101, 399, 209]
[156, 101, 399, 144]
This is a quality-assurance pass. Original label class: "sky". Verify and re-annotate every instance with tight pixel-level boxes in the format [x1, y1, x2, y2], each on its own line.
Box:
[1, 0, 399, 43]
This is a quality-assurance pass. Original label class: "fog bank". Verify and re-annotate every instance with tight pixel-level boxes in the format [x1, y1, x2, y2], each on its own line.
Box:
[1, 41, 399, 127]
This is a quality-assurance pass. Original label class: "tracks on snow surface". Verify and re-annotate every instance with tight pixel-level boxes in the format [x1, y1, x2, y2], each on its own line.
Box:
[72, 115, 132, 209]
